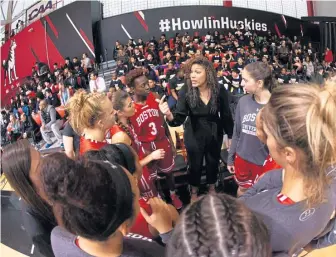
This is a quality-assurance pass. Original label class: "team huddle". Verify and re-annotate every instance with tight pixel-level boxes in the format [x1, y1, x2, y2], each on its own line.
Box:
[68, 68, 182, 209]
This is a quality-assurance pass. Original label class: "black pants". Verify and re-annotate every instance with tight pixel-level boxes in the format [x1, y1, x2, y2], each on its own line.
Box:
[185, 134, 223, 187]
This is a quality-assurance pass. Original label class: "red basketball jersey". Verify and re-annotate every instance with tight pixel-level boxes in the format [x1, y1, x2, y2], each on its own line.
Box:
[109, 124, 145, 159]
[79, 137, 107, 155]
[263, 155, 281, 173]
[130, 92, 166, 142]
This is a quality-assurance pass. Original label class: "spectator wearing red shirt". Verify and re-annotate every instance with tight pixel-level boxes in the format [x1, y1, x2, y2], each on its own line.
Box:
[324, 47, 333, 64]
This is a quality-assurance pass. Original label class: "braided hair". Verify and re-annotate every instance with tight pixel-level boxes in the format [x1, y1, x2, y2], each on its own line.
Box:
[113, 90, 134, 141]
[167, 194, 271, 257]
[40, 153, 134, 241]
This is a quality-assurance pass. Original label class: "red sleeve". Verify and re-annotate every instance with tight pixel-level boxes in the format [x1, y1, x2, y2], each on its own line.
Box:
[110, 125, 123, 137]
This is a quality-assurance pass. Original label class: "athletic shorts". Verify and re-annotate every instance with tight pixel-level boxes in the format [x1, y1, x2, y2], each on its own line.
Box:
[130, 198, 153, 239]
[234, 154, 264, 189]
[142, 137, 175, 174]
[138, 166, 159, 200]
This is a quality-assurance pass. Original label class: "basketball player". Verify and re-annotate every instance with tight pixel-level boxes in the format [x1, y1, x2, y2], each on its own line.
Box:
[126, 69, 182, 209]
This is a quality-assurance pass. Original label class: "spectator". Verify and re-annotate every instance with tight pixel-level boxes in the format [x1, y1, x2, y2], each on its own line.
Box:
[7, 113, 21, 142]
[228, 69, 243, 95]
[39, 100, 63, 148]
[324, 47, 333, 64]
[169, 68, 185, 102]
[58, 83, 71, 106]
[311, 66, 325, 86]
[63, 57, 74, 71]
[148, 78, 164, 97]
[277, 68, 290, 84]
[116, 60, 127, 77]
[89, 71, 106, 93]
[143, 64, 157, 82]
[81, 53, 92, 73]
[21, 113, 37, 144]
[45, 88, 61, 107]
[110, 72, 124, 91]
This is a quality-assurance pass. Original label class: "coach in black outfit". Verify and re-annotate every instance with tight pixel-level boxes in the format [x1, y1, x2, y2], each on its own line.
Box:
[158, 57, 233, 202]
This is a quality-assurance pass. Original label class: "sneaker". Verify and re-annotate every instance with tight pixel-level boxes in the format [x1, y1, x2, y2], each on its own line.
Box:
[45, 143, 53, 149]
[171, 194, 183, 210]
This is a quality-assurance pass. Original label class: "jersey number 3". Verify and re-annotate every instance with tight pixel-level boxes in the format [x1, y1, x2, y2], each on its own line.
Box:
[149, 122, 157, 136]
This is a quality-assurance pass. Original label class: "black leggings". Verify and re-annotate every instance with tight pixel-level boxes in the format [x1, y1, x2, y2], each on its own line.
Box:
[186, 135, 223, 187]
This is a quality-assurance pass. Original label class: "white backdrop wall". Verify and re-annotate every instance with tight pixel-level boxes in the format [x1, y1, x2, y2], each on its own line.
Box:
[100, 0, 308, 19]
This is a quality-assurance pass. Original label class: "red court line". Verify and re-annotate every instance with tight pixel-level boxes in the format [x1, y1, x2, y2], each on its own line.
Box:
[45, 15, 59, 38]
[134, 12, 149, 32]
[79, 28, 94, 51]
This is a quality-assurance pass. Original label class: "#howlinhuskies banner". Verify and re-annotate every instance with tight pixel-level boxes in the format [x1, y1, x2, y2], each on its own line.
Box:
[99, 5, 319, 60]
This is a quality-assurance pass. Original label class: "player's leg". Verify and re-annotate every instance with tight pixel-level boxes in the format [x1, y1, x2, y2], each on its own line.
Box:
[153, 139, 182, 210]
[204, 135, 223, 194]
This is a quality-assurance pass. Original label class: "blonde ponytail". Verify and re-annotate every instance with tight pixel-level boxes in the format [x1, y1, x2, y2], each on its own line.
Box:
[263, 83, 336, 207]
[66, 89, 107, 134]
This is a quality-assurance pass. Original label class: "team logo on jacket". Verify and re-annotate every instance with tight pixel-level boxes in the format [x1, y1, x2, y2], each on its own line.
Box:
[299, 208, 315, 222]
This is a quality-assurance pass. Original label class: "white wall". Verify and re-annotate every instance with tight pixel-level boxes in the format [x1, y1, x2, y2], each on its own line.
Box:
[313, 0, 336, 17]
[101, 0, 308, 19]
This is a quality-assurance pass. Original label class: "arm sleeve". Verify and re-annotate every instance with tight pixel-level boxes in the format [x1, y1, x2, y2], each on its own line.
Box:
[62, 122, 75, 137]
[159, 230, 173, 245]
[219, 86, 234, 138]
[310, 219, 336, 249]
[167, 85, 189, 127]
[46, 108, 57, 127]
[239, 169, 283, 201]
[227, 99, 242, 165]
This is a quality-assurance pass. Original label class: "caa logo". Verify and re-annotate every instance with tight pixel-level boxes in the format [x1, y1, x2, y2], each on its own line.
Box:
[299, 208, 315, 222]
[28, 1, 53, 22]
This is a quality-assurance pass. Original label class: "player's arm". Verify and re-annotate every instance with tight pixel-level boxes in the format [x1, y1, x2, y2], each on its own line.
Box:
[153, 92, 176, 155]
[139, 149, 165, 167]
[111, 131, 132, 145]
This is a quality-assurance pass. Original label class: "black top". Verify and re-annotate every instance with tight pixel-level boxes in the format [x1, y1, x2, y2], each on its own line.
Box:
[51, 226, 169, 257]
[62, 122, 80, 154]
[21, 202, 56, 257]
[47, 93, 61, 108]
[169, 77, 185, 95]
[167, 84, 234, 143]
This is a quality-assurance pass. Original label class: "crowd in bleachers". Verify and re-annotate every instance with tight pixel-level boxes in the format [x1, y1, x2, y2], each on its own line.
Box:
[2, 28, 335, 148]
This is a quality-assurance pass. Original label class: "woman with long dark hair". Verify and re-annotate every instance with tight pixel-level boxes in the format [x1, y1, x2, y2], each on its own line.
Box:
[227, 62, 273, 196]
[111, 90, 165, 199]
[158, 56, 234, 202]
[84, 144, 179, 239]
[40, 153, 174, 257]
[2, 140, 56, 257]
